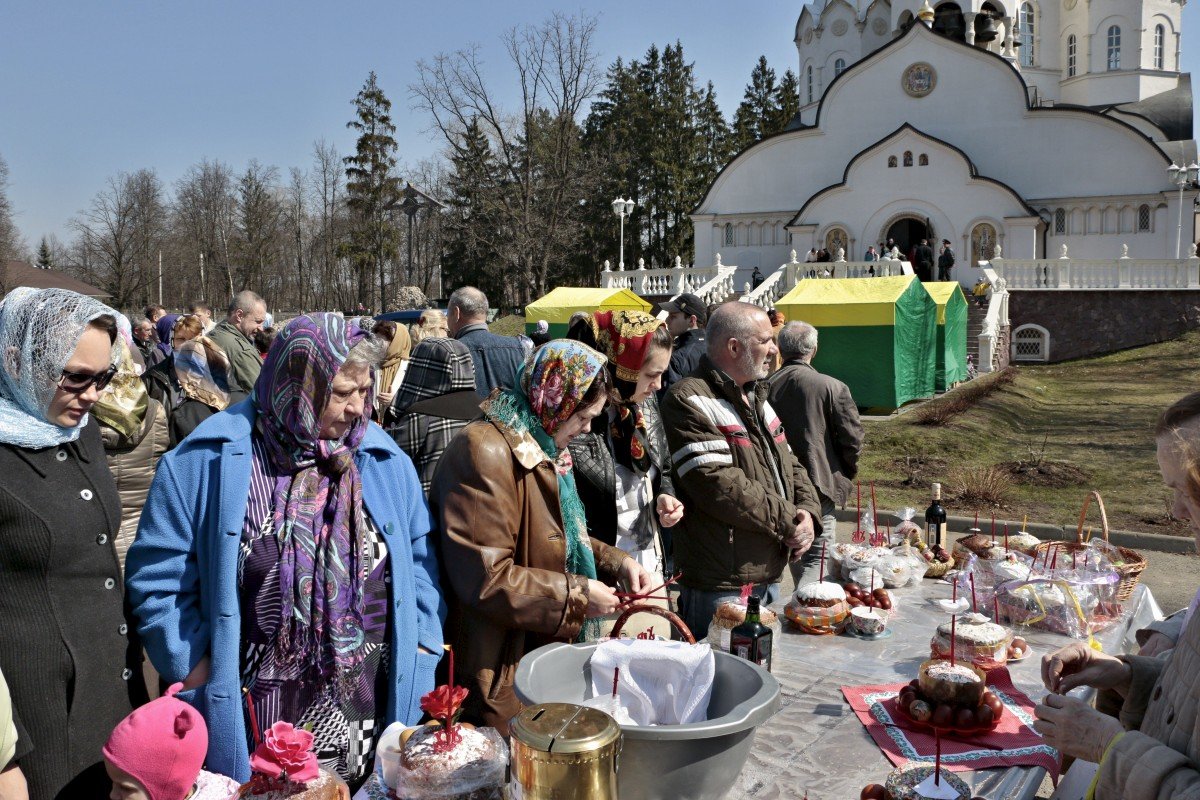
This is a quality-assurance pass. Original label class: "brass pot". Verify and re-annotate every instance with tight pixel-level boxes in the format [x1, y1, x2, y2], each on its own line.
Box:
[510, 703, 621, 800]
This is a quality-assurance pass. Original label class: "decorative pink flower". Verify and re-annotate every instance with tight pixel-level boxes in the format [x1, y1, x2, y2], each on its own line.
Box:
[249, 721, 320, 784]
[529, 370, 564, 415]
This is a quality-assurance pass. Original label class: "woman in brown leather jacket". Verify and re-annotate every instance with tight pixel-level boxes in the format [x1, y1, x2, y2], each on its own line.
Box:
[431, 340, 653, 733]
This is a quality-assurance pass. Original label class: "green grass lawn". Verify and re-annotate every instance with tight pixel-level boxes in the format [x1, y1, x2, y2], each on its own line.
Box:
[489, 314, 527, 338]
[859, 332, 1200, 535]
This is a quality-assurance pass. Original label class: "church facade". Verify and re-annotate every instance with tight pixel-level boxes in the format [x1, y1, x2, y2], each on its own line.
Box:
[692, 0, 1196, 273]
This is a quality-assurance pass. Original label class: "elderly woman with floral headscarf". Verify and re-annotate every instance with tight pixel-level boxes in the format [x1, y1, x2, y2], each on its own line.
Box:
[127, 313, 444, 790]
[386, 337, 479, 495]
[431, 341, 653, 734]
[567, 311, 684, 637]
[0, 288, 148, 800]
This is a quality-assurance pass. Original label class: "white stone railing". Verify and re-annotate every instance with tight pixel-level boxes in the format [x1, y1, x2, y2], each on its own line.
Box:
[739, 250, 911, 309]
[977, 267, 1010, 374]
[692, 260, 738, 305]
[989, 244, 1200, 290]
[600, 256, 726, 296]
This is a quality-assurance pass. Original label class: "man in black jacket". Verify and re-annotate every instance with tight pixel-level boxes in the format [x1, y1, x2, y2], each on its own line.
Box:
[914, 238, 935, 282]
[767, 321, 863, 586]
[659, 292, 708, 396]
[938, 239, 956, 281]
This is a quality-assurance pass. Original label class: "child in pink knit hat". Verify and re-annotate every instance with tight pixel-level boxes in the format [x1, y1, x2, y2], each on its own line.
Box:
[103, 683, 240, 800]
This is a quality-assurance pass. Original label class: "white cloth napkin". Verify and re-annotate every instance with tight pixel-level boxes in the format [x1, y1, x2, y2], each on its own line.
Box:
[588, 638, 714, 726]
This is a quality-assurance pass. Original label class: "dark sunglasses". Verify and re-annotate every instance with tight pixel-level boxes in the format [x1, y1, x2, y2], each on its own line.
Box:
[58, 366, 117, 393]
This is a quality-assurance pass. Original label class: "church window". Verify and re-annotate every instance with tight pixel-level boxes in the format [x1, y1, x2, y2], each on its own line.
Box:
[903, 151, 913, 167]
[1154, 25, 1165, 70]
[1067, 34, 1076, 77]
[918, 154, 929, 166]
[1106, 26, 1121, 71]
[971, 223, 997, 263]
[1019, 4, 1035, 67]
[1012, 324, 1050, 362]
[806, 66, 814, 103]
[1054, 208, 1066, 234]
[724, 223, 734, 246]
[1138, 205, 1151, 232]
[888, 156, 897, 168]
[834, 58, 846, 76]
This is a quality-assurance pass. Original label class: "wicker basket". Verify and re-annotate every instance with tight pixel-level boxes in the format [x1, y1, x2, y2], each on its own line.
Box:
[1032, 491, 1147, 602]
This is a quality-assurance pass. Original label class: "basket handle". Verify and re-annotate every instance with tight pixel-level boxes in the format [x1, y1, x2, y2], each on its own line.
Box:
[610, 604, 696, 644]
[1075, 490, 1110, 543]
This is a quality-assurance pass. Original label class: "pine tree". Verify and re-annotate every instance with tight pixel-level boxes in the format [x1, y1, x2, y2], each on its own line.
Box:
[732, 56, 779, 151]
[343, 71, 403, 310]
[772, 70, 801, 134]
[443, 118, 505, 299]
[36, 236, 53, 269]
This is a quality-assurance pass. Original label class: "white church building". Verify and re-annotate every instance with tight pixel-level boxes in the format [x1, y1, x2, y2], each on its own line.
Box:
[692, 0, 1197, 271]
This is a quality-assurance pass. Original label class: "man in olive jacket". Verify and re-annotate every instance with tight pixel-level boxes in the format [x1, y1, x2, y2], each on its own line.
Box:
[208, 290, 268, 394]
[661, 302, 822, 638]
[767, 321, 863, 587]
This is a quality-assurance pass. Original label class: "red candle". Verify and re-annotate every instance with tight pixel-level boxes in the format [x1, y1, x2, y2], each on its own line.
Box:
[950, 615, 956, 663]
[1004, 522, 1009, 552]
[952, 577, 957, 603]
[612, 667, 620, 698]
[819, 541, 826, 582]
[935, 730, 942, 785]
[1073, 551, 1078, 571]
[974, 510, 979, 529]
[870, 569, 875, 593]
[445, 644, 455, 691]
[991, 513, 995, 538]
[1051, 547, 1059, 571]
[243, 688, 263, 748]
[969, 573, 977, 613]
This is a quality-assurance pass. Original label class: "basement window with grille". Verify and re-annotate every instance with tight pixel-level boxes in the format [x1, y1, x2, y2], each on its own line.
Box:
[1011, 324, 1050, 362]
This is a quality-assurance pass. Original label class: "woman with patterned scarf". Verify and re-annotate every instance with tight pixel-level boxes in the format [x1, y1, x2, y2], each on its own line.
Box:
[168, 336, 243, 447]
[431, 340, 653, 734]
[567, 311, 685, 638]
[127, 313, 444, 790]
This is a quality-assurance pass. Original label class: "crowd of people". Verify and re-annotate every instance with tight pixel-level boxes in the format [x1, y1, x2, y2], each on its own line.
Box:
[0, 281, 1196, 800]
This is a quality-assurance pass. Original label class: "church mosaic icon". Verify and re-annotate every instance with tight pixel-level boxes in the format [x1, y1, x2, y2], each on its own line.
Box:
[902, 62, 937, 97]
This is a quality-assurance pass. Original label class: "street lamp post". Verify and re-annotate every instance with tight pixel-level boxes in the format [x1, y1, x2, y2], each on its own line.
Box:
[611, 197, 635, 269]
[1168, 162, 1200, 259]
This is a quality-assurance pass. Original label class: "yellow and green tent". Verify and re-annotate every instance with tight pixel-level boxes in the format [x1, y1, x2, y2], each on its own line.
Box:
[923, 282, 969, 391]
[524, 287, 652, 338]
[775, 274, 936, 411]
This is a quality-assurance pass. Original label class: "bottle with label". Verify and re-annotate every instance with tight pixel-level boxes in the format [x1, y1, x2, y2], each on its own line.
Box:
[925, 482, 948, 550]
[729, 595, 773, 671]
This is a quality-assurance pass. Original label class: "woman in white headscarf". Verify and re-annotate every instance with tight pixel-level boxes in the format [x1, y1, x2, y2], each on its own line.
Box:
[0, 288, 148, 800]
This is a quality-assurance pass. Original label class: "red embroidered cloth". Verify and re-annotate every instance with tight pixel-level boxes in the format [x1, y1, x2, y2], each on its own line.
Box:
[841, 668, 1060, 782]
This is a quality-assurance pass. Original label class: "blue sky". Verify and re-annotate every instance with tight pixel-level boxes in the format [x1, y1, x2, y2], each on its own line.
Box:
[2, 1, 1197, 247]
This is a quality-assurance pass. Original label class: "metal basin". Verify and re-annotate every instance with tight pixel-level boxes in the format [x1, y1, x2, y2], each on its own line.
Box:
[514, 642, 780, 800]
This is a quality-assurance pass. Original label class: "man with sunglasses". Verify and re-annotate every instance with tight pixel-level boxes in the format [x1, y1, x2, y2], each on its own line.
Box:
[209, 290, 268, 394]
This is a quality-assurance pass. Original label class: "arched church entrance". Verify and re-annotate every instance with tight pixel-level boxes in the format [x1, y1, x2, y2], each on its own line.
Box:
[884, 217, 933, 257]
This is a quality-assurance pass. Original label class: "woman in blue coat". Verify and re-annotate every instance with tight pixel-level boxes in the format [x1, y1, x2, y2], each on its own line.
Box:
[126, 313, 444, 790]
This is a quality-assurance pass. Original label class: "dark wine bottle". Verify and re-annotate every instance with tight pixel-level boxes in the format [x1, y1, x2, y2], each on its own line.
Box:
[729, 595, 773, 671]
[925, 482, 948, 550]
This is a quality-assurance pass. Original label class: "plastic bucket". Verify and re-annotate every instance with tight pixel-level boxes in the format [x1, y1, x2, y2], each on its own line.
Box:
[513, 642, 780, 800]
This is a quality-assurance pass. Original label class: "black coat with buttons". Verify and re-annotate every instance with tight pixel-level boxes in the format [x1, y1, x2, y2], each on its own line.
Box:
[0, 419, 147, 800]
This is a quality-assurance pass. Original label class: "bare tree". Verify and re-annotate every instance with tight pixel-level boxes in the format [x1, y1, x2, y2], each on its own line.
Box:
[67, 169, 166, 309]
[311, 139, 349, 309]
[234, 159, 284, 293]
[0, 155, 25, 272]
[174, 159, 237, 303]
[411, 12, 602, 303]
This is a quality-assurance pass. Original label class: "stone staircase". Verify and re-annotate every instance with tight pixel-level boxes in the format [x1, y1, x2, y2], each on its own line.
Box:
[966, 295, 987, 374]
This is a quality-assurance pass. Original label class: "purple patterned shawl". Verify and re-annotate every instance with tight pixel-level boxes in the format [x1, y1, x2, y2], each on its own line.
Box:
[252, 313, 371, 696]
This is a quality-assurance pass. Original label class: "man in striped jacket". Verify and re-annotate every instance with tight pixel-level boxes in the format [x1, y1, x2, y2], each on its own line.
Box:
[661, 302, 823, 638]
